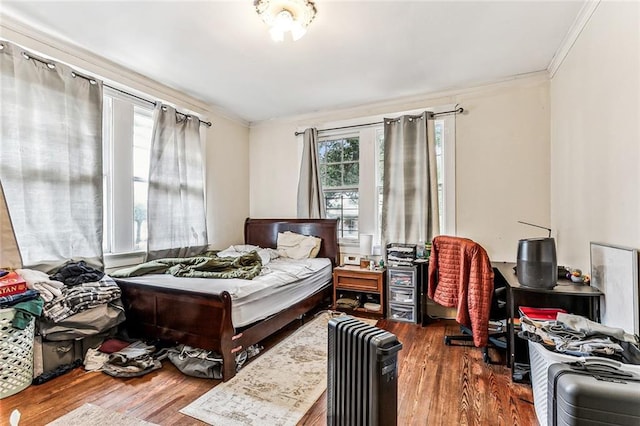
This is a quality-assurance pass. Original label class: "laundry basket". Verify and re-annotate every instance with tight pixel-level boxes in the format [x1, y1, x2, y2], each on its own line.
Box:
[0, 307, 35, 399]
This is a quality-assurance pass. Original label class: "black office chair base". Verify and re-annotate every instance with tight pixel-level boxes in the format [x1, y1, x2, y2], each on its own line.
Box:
[444, 325, 507, 364]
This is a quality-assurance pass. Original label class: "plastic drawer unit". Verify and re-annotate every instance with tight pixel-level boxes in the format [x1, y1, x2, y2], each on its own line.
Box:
[387, 266, 418, 323]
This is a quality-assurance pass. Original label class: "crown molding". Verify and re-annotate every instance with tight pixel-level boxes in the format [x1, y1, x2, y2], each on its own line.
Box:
[547, 0, 601, 78]
[252, 70, 550, 128]
[0, 14, 249, 128]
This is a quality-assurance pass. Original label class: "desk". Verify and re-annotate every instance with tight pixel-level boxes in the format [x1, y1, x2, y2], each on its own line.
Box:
[493, 262, 602, 380]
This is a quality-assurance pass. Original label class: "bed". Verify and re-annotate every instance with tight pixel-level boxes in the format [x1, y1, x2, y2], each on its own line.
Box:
[114, 218, 339, 381]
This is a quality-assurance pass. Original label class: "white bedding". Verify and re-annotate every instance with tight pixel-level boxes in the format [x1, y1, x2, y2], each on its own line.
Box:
[116, 257, 332, 327]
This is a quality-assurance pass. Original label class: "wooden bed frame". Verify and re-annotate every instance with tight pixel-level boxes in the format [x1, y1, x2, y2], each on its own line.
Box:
[115, 218, 339, 381]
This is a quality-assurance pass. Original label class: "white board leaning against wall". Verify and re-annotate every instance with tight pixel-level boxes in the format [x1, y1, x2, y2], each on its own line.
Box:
[590, 242, 639, 336]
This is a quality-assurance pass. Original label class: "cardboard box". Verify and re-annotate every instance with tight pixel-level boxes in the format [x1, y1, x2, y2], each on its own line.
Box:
[0, 271, 27, 297]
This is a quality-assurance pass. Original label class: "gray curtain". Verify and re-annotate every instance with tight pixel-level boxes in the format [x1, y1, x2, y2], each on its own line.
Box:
[147, 104, 208, 260]
[297, 127, 326, 218]
[381, 111, 439, 246]
[0, 41, 104, 268]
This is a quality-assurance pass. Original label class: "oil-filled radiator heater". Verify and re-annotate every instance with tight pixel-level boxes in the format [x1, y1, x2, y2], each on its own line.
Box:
[327, 316, 403, 426]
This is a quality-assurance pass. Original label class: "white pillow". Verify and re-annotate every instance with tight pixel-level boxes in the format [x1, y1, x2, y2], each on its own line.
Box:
[277, 231, 322, 260]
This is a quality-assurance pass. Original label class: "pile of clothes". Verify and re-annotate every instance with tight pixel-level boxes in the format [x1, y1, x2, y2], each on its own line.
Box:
[81, 338, 262, 380]
[519, 312, 640, 364]
[1, 261, 126, 383]
[18, 261, 122, 326]
[0, 270, 43, 330]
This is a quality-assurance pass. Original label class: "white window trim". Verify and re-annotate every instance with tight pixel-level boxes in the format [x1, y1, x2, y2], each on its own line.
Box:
[317, 129, 365, 242]
[440, 115, 457, 236]
[103, 87, 154, 268]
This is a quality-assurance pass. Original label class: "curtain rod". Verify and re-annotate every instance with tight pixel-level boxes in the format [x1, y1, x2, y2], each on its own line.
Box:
[104, 84, 212, 128]
[294, 107, 463, 136]
[19, 48, 213, 128]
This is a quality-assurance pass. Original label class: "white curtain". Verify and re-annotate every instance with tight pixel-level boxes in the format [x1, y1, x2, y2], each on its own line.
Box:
[146, 104, 208, 260]
[0, 41, 104, 268]
[297, 127, 326, 218]
[381, 111, 440, 246]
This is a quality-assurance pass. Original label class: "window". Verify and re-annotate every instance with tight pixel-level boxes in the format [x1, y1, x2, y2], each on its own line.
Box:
[318, 127, 380, 244]
[317, 111, 456, 248]
[318, 136, 360, 239]
[102, 89, 154, 256]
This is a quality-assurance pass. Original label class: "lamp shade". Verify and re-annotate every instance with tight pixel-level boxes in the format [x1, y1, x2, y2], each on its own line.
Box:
[359, 234, 373, 256]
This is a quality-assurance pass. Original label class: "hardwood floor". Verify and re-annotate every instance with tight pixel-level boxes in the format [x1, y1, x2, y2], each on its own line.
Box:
[2, 318, 537, 426]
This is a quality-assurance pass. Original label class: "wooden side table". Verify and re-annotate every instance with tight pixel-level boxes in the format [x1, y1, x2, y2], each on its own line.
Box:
[332, 265, 386, 319]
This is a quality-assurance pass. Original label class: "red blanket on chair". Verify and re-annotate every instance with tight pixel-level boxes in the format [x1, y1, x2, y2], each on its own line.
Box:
[428, 236, 494, 347]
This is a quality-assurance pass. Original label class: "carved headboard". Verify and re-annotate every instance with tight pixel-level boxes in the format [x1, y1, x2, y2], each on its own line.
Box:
[244, 218, 339, 267]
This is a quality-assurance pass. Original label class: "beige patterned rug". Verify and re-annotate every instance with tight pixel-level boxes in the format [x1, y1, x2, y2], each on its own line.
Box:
[180, 312, 376, 426]
[46, 403, 157, 425]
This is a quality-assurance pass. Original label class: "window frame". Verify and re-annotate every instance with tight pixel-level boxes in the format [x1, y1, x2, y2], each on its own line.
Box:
[310, 105, 457, 252]
[317, 132, 362, 241]
[102, 87, 154, 266]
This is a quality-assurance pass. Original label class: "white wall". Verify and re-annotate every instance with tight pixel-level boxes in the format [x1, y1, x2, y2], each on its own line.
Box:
[250, 74, 551, 262]
[205, 117, 250, 248]
[0, 18, 251, 250]
[550, 1, 640, 270]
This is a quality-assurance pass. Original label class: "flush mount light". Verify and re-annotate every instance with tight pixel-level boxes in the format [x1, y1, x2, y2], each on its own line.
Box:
[254, 0, 317, 42]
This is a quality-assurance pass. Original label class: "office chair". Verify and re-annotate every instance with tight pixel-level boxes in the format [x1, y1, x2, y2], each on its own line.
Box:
[444, 282, 507, 364]
[428, 235, 507, 364]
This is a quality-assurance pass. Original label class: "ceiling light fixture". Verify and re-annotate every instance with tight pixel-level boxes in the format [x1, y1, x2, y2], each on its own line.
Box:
[254, 0, 317, 42]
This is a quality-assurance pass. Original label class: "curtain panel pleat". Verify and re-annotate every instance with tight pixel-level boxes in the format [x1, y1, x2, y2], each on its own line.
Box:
[381, 111, 440, 247]
[0, 41, 104, 269]
[146, 104, 208, 260]
[297, 127, 326, 219]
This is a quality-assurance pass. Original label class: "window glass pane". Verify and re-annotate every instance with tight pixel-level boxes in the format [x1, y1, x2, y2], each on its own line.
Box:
[324, 164, 342, 187]
[343, 162, 359, 185]
[318, 141, 329, 162]
[133, 107, 153, 179]
[132, 108, 152, 251]
[318, 136, 360, 240]
[435, 120, 444, 231]
[133, 180, 148, 250]
[342, 137, 359, 161]
[324, 190, 359, 239]
[324, 140, 342, 163]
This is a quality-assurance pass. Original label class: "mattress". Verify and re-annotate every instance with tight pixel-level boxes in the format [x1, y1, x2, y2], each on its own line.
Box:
[115, 257, 332, 327]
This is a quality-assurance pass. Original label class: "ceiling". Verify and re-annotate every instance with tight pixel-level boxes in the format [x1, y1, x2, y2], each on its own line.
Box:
[1, 1, 585, 124]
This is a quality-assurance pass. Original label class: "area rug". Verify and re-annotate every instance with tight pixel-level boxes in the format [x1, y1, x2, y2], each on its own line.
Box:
[180, 312, 377, 426]
[46, 403, 157, 425]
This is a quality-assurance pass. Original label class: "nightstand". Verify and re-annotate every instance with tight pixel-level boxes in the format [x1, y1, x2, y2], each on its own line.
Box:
[332, 265, 386, 319]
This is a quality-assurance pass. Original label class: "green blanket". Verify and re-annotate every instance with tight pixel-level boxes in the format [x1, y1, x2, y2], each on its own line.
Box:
[111, 251, 263, 280]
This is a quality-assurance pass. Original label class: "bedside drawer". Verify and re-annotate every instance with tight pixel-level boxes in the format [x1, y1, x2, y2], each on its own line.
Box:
[334, 273, 381, 292]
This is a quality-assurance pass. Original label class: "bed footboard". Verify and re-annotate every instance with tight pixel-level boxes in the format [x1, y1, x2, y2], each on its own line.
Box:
[116, 280, 236, 372]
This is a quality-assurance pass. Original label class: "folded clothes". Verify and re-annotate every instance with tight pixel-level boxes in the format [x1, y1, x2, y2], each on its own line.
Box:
[557, 312, 638, 344]
[11, 297, 44, 329]
[336, 298, 359, 309]
[17, 268, 64, 302]
[0, 289, 40, 307]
